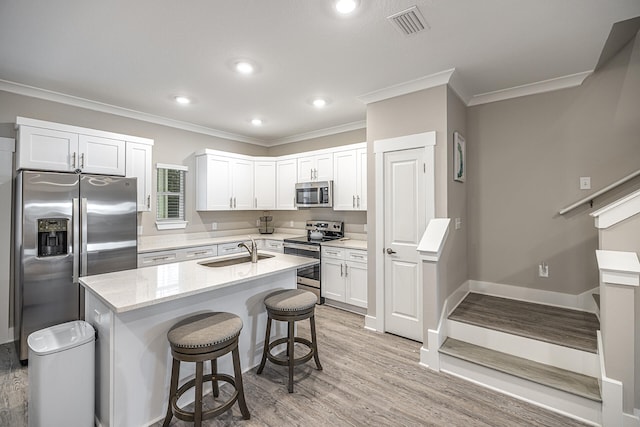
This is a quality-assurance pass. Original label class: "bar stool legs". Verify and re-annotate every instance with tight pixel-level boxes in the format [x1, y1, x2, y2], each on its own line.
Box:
[257, 289, 323, 393]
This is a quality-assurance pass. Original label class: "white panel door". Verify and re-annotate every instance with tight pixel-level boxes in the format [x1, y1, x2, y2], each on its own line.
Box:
[206, 156, 232, 210]
[231, 158, 254, 210]
[321, 258, 345, 301]
[17, 126, 77, 172]
[125, 142, 152, 211]
[314, 153, 334, 181]
[333, 150, 358, 211]
[79, 134, 126, 176]
[254, 161, 276, 210]
[383, 148, 425, 341]
[276, 159, 297, 210]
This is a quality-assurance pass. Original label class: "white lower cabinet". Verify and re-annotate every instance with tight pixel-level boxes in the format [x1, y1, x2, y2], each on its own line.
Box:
[321, 246, 367, 308]
[138, 245, 219, 267]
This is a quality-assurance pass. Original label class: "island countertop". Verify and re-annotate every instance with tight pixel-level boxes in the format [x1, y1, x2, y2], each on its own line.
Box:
[79, 252, 318, 314]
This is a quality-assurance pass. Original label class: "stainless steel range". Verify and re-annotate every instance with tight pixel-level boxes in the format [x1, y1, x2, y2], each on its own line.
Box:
[283, 220, 344, 304]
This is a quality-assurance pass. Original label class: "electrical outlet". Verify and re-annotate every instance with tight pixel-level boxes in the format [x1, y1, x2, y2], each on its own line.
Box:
[363, 223, 367, 232]
[580, 177, 591, 190]
[289, 220, 294, 227]
[211, 222, 218, 231]
[256, 219, 261, 227]
[455, 218, 462, 230]
[538, 262, 549, 278]
[137, 226, 143, 235]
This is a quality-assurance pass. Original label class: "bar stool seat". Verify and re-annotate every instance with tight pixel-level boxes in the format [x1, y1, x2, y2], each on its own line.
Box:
[163, 312, 250, 426]
[257, 289, 322, 393]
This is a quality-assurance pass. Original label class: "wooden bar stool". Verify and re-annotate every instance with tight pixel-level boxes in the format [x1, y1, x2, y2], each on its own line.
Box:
[163, 312, 250, 426]
[257, 289, 322, 393]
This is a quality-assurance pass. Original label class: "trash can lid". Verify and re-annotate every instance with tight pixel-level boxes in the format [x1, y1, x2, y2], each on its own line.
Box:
[27, 320, 95, 356]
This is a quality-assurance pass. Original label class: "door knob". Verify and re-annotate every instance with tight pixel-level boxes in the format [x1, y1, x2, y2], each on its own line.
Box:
[386, 248, 396, 255]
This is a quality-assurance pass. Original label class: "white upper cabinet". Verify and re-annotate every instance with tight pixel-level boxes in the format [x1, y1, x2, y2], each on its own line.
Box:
[276, 159, 297, 210]
[78, 134, 126, 176]
[297, 153, 333, 182]
[125, 141, 153, 212]
[16, 117, 151, 179]
[196, 153, 254, 211]
[254, 161, 276, 210]
[333, 147, 366, 211]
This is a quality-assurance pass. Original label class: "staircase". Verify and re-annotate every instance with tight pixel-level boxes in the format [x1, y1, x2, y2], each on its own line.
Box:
[439, 293, 602, 425]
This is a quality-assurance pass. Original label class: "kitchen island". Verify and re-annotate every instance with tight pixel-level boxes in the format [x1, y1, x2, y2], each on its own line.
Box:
[80, 251, 317, 427]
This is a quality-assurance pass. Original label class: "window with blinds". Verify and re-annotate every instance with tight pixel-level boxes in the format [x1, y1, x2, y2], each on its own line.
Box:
[156, 164, 188, 229]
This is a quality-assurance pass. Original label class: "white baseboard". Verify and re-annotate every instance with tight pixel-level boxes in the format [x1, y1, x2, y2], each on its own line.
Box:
[419, 346, 429, 368]
[468, 280, 599, 313]
[440, 354, 601, 426]
[623, 412, 640, 427]
[364, 315, 377, 332]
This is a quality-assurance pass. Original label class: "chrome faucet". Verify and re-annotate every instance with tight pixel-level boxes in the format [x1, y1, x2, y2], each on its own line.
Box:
[238, 236, 258, 263]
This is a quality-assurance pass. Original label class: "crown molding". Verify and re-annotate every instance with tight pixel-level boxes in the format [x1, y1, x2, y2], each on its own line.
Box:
[358, 69, 455, 105]
[0, 79, 268, 146]
[266, 120, 366, 146]
[467, 71, 592, 106]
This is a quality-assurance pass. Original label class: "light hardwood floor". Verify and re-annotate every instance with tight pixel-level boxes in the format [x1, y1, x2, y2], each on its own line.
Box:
[2, 305, 588, 426]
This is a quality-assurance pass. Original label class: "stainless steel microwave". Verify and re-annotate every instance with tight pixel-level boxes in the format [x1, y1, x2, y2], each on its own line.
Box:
[295, 181, 333, 208]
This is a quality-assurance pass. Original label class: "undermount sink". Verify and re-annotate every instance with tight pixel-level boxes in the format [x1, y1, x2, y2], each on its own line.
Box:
[199, 253, 275, 268]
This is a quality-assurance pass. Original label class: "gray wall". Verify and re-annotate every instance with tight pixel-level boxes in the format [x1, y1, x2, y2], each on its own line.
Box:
[467, 35, 640, 295]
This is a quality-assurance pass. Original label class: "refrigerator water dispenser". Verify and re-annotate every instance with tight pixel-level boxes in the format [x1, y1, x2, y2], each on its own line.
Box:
[37, 218, 68, 257]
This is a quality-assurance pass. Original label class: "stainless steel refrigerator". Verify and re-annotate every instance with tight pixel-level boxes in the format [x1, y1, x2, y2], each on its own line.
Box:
[14, 170, 137, 362]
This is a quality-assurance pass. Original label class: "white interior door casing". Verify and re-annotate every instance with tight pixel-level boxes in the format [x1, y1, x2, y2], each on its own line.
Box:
[383, 148, 426, 342]
[373, 131, 436, 343]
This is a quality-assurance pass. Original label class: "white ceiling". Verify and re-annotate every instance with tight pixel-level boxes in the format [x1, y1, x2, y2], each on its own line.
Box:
[1, 1, 639, 146]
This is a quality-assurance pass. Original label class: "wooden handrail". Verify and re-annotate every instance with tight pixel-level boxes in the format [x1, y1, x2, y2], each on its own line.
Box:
[559, 169, 640, 215]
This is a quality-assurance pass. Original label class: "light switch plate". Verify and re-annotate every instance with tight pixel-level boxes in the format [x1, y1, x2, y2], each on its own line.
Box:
[211, 222, 218, 230]
[580, 177, 591, 190]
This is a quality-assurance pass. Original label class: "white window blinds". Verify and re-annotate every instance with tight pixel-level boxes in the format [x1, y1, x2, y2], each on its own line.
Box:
[156, 164, 187, 228]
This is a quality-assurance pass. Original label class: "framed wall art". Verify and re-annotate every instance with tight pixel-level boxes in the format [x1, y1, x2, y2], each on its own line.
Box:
[453, 131, 465, 182]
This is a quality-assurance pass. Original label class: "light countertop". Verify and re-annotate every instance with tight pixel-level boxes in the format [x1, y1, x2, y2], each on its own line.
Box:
[138, 231, 368, 252]
[321, 239, 368, 251]
[80, 252, 318, 314]
[138, 232, 302, 253]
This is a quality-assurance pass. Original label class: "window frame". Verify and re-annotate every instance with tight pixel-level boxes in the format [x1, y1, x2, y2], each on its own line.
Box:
[155, 163, 188, 230]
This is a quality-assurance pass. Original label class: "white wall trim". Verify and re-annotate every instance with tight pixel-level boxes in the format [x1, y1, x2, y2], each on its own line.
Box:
[364, 315, 377, 332]
[268, 121, 366, 146]
[468, 280, 599, 312]
[591, 189, 640, 230]
[467, 70, 593, 106]
[595, 250, 640, 287]
[358, 69, 454, 105]
[417, 218, 451, 261]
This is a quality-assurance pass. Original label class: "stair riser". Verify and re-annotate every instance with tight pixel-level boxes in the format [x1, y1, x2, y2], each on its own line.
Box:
[448, 320, 600, 377]
[440, 354, 602, 426]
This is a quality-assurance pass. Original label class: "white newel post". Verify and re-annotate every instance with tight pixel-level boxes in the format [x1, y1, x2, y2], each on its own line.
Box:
[595, 250, 640, 426]
[416, 218, 450, 371]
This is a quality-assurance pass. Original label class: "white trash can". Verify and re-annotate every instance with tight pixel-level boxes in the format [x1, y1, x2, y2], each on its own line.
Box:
[27, 320, 95, 427]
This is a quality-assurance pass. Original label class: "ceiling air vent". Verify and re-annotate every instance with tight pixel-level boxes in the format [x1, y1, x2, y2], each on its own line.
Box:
[387, 6, 429, 36]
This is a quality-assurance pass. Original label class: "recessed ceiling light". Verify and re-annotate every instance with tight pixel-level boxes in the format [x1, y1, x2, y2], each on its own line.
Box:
[251, 118, 263, 126]
[312, 98, 328, 108]
[174, 96, 191, 105]
[335, 0, 358, 15]
[235, 61, 255, 75]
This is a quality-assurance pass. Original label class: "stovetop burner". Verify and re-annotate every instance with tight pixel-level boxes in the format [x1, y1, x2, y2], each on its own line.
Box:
[283, 220, 344, 245]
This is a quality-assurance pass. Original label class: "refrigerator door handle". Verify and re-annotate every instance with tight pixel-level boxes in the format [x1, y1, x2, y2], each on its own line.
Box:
[72, 197, 80, 283]
[81, 197, 88, 276]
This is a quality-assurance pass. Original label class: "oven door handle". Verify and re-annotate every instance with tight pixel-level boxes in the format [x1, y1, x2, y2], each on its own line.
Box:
[283, 242, 321, 252]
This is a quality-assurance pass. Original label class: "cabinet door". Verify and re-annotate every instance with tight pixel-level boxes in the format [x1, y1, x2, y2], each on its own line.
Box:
[78, 134, 125, 176]
[333, 150, 358, 211]
[314, 153, 334, 181]
[321, 258, 345, 302]
[17, 126, 77, 172]
[276, 159, 297, 210]
[346, 261, 367, 308]
[357, 148, 367, 210]
[232, 158, 254, 210]
[254, 161, 276, 210]
[297, 156, 314, 182]
[126, 142, 152, 211]
[199, 155, 232, 210]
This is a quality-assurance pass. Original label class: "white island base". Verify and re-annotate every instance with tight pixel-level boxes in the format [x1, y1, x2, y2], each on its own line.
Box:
[85, 269, 295, 427]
